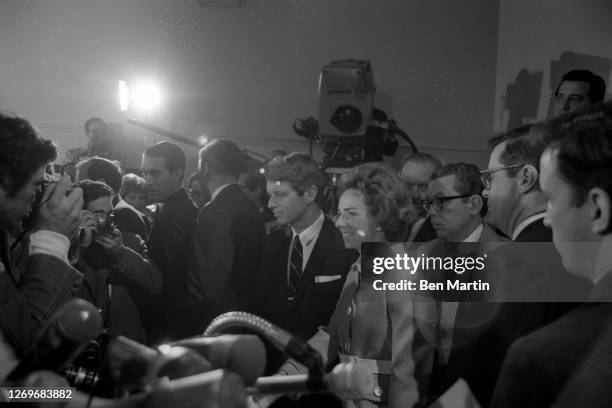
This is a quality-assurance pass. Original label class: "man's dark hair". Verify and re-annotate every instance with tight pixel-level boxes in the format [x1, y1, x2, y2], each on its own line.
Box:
[548, 125, 612, 208]
[433, 162, 487, 217]
[400, 152, 442, 172]
[0, 114, 57, 197]
[144, 141, 186, 175]
[265, 153, 326, 202]
[77, 157, 122, 194]
[198, 139, 247, 178]
[555, 70, 607, 104]
[84, 117, 105, 133]
[78, 179, 113, 206]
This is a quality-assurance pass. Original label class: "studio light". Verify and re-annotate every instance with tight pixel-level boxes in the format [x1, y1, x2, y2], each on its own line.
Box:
[118, 79, 162, 113]
[132, 80, 161, 113]
[118, 81, 130, 112]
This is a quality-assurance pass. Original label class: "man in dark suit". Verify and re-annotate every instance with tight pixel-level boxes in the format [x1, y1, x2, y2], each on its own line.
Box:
[423, 162, 503, 244]
[433, 124, 583, 406]
[141, 141, 198, 343]
[180, 139, 265, 336]
[491, 115, 612, 407]
[258, 153, 356, 347]
[480, 124, 551, 242]
[0, 114, 84, 356]
[399, 152, 441, 244]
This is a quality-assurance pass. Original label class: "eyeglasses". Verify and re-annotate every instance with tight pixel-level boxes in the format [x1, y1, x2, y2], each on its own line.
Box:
[479, 164, 524, 190]
[422, 194, 473, 213]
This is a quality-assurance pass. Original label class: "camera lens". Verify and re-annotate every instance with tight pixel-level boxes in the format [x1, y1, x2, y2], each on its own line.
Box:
[331, 105, 362, 133]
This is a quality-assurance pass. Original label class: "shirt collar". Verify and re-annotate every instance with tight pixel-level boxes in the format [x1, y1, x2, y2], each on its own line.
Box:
[292, 211, 324, 247]
[462, 223, 484, 243]
[512, 212, 546, 241]
[211, 184, 232, 202]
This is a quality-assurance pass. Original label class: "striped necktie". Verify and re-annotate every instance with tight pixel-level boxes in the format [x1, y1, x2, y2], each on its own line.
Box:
[287, 235, 303, 304]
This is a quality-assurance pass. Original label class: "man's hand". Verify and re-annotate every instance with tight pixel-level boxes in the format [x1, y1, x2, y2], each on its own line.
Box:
[94, 228, 123, 259]
[35, 175, 84, 238]
[79, 210, 97, 230]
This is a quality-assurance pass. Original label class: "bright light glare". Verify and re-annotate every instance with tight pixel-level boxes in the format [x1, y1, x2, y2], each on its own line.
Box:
[132, 80, 161, 113]
[118, 81, 130, 112]
[199, 135, 209, 146]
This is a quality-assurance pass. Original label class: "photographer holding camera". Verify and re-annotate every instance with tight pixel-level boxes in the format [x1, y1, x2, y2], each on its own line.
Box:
[0, 113, 84, 357]
[73, 180, 161, 347]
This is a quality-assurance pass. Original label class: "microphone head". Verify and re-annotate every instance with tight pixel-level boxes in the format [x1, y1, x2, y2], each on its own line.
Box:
[6, 299, 103, 382]
[152, 346, 213, 382]
[171, 335, 266, 386]
[54, 299, 103, 344]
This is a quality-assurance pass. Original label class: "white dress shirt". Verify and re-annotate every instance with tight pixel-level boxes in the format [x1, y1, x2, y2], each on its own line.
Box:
[288, 211, 325, 273]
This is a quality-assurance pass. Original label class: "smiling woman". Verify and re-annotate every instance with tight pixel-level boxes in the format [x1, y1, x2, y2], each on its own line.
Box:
[258, 164, 435, 408]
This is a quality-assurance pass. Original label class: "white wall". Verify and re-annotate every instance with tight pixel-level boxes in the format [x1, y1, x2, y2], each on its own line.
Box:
[0, 0, 500, 170]
[494, 0, 612, 132]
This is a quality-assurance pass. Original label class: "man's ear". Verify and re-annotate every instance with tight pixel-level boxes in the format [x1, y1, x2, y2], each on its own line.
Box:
[589, 188, 612, 235]
[303, 185, 318, 204]
[517, 165, 539, 193]
[468, 195, 484, 216]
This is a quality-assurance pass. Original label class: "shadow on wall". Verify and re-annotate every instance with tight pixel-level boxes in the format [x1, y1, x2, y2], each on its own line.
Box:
[545, 51, 611, 118]
[504, 68, 543, 130]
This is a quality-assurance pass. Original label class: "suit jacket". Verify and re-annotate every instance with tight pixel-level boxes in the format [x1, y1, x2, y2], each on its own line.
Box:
[491, 272, 612, 408]
[514, 217, 551, 242]
[258, 217, 357, 342]
[553, 294, 612, 407]
[324, 247, 437, 408]
[146, 188, 198, 342]
[0, 229, 83, 356]
[432, 222, 584, 406]
[183, 184, 265, 333]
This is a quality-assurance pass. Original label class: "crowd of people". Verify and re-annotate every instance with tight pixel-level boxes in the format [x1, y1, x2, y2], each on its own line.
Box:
[0, 69, 611, 407]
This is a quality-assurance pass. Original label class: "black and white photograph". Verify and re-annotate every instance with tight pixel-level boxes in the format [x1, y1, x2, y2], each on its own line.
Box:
[0, 1, 611, 407]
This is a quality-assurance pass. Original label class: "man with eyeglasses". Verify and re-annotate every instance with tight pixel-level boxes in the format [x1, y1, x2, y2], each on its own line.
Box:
[424, 163, 502, 243]
[481, 124, 551, 242]
[432, 125, 585, 405]
[491, 108, 612, 408]
[399, 152, 441, 242]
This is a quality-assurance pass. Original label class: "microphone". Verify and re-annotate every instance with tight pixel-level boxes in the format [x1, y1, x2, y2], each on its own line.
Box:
[7, 299, 103, 381]
[204, 312, 323, 373]
[170, 334, 266, 386]
[107, 336, 213, 395]
[247, 361, 373, 400]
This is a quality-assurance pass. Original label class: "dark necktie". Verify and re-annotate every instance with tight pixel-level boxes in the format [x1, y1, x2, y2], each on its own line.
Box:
[287, 235, 303, 304]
